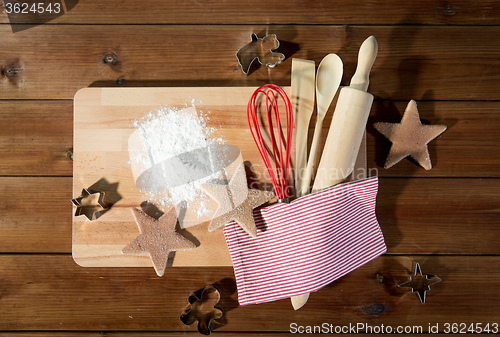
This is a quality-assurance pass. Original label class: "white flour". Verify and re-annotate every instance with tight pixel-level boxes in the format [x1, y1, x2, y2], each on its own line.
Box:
[129, 105, 225, 210]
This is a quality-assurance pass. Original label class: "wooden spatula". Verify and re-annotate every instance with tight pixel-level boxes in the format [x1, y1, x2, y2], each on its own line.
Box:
[291, 59, 315, 198]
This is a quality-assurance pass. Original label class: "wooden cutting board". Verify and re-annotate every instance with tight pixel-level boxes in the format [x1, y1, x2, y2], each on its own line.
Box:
[72, 87, 367, 268]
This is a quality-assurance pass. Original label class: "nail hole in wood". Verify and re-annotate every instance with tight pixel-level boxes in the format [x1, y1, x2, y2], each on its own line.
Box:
[104, 53, 118, 65]
[4, 67, 17, 77]
[445, 5, 456, 15]
[65, 150, 74, 161]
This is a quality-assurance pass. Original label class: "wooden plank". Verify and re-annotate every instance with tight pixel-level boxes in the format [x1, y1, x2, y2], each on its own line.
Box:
[0, 330, 464, 336]
[0, 333, 322, 337]
[0, 334, 283, 337]
[0, 177, 72, 253]
[10, 332, 427, 337]
[0, 333, 434, 337]
[368, 100, 500, 177]
[1, 26, 500, 100]
[0, 99, 495, 178]
[2, 177, 498, 255]
[0, 255, 497, 331]
[378, 178, 500, 254]
[2, 0, 500, 25]
[0, 100, 73, 176]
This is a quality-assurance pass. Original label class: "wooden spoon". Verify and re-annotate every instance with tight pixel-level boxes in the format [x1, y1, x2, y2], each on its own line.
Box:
[291, 59, 316, 198]
[299, 53, 343, 196]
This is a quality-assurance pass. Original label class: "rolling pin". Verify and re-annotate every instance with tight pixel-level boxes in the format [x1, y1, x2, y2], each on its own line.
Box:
[311, 35, 378, 193]
[291, 36, 378, 311]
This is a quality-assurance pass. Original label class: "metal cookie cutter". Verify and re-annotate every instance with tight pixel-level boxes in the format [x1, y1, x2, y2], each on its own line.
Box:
[71, 188, 108, 221]
[180, 284, 223, 335]
[398, 262, 442, 304]
[236, 33, 285, 74]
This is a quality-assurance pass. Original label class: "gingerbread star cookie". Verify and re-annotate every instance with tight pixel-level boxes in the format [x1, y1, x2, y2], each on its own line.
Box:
[122, 206, 196, 276]
[374, 100, 447, 170]
[202, 163, 275, 237]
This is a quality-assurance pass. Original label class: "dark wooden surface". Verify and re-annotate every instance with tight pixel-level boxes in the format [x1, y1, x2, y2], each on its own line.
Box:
[1, 0, 499, 334]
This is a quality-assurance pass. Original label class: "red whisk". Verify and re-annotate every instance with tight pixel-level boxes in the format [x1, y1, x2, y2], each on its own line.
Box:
[247, 84, 294, 202]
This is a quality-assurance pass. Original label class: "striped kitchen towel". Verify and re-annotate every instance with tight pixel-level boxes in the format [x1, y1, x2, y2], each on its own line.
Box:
[223, 176, 386, 305]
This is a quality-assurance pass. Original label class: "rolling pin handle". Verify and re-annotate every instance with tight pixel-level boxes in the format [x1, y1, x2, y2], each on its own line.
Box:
[349, 36, 378, 92]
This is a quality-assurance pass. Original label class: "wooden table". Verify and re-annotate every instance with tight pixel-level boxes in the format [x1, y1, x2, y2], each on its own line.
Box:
[1, 0, 499, 334]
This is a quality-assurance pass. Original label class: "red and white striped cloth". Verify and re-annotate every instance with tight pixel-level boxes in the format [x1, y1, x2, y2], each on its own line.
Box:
[223, 176, 386, 305]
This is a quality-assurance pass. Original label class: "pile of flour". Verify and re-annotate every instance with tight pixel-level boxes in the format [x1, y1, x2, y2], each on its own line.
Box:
[129, 105, 225, 212]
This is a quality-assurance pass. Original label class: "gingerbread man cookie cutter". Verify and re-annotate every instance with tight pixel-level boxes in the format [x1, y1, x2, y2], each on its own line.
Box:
[236, 33, 285, 74]
[180, 284, 223, 335]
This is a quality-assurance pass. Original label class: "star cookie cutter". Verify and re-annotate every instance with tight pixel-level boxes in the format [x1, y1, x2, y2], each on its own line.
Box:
[236, 33, 285, 75]
[71, 188, 109, 221]
[398, 262, 442, 304]
[180, 284, 223, 335]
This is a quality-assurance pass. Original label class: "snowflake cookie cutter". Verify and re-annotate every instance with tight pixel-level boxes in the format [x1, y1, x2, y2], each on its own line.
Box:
[398, 261, 442, 304]
[180, 284, 223, 335]
[236, 33, 285, 75]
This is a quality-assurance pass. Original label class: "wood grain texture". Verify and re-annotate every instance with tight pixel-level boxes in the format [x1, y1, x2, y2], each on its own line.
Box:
[0, 100, 73, 176]
[0, 334, 324, 337]
[0, 177, 72, 253]
[0, 332, 421, 337]
[291, 58, 316, 197]
[1, 25, 500, 100]
[2, 0, 500, 25]
[2, 177, 498, 255]
[0, 331, 453, 336]
[378, 178, 500, 255]
[0, 254, 497, 331]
